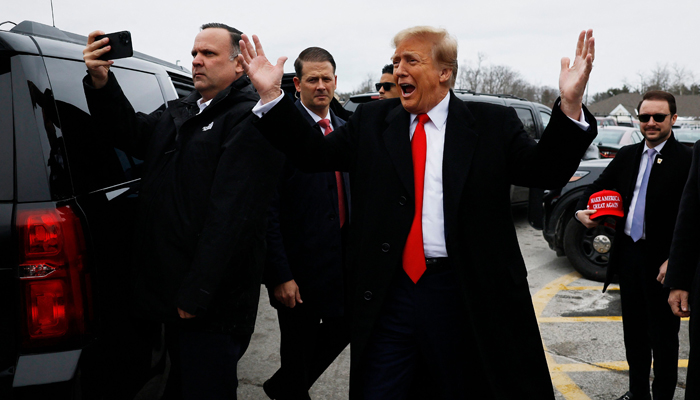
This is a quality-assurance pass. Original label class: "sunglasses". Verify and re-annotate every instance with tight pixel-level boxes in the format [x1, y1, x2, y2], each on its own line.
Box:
[638, 113, 670, 123]
[375, 82, 396, 91]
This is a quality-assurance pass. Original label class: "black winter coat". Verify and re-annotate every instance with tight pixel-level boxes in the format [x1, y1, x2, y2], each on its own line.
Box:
[84, 73, 283, 334]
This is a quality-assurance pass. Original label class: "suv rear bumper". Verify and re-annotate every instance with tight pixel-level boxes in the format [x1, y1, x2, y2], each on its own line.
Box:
[12, 349, 81, 387]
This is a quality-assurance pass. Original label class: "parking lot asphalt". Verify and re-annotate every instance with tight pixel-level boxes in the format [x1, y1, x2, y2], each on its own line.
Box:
[233, 206, 691, 399]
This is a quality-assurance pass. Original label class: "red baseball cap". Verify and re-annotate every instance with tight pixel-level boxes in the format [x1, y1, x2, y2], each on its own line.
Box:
[587, 190, 624, 220]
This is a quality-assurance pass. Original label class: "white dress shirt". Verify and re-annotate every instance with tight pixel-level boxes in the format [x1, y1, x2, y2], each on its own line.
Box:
[410, 93, 450, 257]
[299, 102, 332, 131]
[254, 91, 589, 257]
[197, 98, 212, 114]
[624, 140, 666, 239]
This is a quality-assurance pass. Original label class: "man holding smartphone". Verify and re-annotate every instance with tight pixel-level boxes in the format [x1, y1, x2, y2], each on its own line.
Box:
[82, 23, 283, 400]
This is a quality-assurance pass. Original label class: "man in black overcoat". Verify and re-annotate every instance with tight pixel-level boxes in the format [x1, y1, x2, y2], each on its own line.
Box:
[82, 24, 283, 399]
[576, 91, 691, 400]
[263, 47, 351, 399]
[239, 27, 596, 399]
[666, 143, 700, 400]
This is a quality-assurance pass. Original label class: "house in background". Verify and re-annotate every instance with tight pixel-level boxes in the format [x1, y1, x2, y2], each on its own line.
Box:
[587, 93, 700, 128]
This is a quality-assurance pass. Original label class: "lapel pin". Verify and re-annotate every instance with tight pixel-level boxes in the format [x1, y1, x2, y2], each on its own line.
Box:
[657, 157, 663, 164]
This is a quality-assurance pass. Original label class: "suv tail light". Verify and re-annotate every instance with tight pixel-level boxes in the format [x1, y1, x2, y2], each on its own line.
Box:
[17, 205, 91, 347]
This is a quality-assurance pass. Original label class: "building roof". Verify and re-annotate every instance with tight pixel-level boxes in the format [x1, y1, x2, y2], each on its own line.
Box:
[586, 93, 700, 118]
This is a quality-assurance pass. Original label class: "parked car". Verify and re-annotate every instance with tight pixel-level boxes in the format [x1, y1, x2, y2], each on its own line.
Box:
[674, 128, 700, 146]
[1, 20, 195, 399]
[344, 89, 553, 208]
[595, 116, 618, 127]
[593, 127, 643, 158]
[344, 92, 380, 112]
[540, 158, 614, 281]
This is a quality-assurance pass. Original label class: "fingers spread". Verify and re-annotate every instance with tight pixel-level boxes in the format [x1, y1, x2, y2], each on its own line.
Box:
[252, 34, 265, 57]
[575, 30, 585, 58]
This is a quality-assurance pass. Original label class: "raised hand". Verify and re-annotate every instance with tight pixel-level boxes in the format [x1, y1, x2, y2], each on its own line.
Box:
[559, 29, 595, 120]
[238, 34, 288, 104]
[82, 31, 114, 89]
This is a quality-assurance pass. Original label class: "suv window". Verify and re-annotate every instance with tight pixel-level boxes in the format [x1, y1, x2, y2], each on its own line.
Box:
[539, 110, 551, 130]
[0, 56, 12, 201]
[512, 107, 537, 139]
[44, 58, 165, 194]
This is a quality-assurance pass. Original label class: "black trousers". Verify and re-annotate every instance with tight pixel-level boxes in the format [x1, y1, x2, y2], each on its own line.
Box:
[162, 321, 252, 400]
[265, 303, 350, 400]
[616, 234, 680, 400]
[361, 266, 492, 400]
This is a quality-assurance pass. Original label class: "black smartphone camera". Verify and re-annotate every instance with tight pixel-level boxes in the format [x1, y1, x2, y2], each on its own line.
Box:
[95, 31, 133, 61]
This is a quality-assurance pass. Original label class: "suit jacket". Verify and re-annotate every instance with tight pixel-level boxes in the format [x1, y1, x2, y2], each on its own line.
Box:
[666, 141, 700, 398]
[264, 100, 349, 317]
[576, 133, 692, 290]
[255, 91, 596, 399]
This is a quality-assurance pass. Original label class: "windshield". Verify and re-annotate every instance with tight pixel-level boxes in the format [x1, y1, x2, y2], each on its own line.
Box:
[594, 130, 625, 144]
[674, 129, 700, 143]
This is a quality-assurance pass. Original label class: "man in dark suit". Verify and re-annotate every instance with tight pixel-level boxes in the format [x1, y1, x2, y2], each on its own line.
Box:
[239, 27, 596, 399]
[666, 145, 700, 400]
[576, 91, 691, 400]
[262, 47, 351, 400]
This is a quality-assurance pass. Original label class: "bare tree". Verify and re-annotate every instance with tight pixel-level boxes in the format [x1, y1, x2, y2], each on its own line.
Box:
[458, 52, 486, 91]
[355, 73, 376, 94]
[646, 63, 671, 92]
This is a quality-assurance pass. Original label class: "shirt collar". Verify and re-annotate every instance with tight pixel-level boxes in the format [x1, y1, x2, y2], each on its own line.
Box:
[300, 102, 331, 126]
[196, 97, 212, 114]
[410, 91, 450, 130]
[644, 136, 668, 154]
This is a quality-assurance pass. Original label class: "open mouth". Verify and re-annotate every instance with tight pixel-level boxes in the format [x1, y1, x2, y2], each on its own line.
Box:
[400, 84, 415, 97]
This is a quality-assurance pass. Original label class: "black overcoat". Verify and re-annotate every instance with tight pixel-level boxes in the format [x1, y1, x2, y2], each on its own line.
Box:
[84, 73, 284, 334]
[254, 91, 596, 399]
[666, 141, 700, 399]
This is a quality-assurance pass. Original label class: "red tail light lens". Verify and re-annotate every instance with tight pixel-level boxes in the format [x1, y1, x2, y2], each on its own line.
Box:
[17, 206, 90, 346]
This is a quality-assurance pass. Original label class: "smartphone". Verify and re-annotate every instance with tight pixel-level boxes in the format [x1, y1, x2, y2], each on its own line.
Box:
[95, 31, 133, 61]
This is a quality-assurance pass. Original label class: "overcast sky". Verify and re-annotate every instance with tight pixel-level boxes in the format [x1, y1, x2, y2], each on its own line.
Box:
[6, 0, 700, 101]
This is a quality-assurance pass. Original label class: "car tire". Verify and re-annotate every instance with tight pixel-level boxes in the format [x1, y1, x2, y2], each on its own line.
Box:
[563, 217, 615, 282]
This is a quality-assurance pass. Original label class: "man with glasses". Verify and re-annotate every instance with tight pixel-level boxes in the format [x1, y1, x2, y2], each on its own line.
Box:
[377, 64, 399, 99]
[575, 91, 691, 400]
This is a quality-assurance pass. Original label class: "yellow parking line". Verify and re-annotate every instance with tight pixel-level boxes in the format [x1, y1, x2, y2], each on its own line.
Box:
[533, 271, 689, 400]
[539, 316, 622, 323]
[564, 286, 618, 291]
[532, 271, 582, 318]
[552, 364, 608, 372]
[550, 371, 593, 399]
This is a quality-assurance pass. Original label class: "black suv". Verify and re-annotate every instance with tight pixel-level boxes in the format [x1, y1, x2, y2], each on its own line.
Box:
[1, 21, 194, 398]
[344, 90, 554, 208]
[541, 158, 614, 281]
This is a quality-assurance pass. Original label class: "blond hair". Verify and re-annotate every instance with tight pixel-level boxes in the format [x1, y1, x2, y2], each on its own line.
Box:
[393, 26, 458, 88]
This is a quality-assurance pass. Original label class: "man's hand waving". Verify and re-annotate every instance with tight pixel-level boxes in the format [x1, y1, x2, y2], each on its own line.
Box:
[237, 34, 288, 104]
[83, 31, 114, 89]
[559, 29, 595, 120]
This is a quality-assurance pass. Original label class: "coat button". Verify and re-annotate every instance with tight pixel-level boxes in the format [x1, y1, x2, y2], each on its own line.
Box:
[381, 243, 390, 252]
[399, 196, 407, 206]
[363, 291, 373, 300]
[329, 215, 336, 221]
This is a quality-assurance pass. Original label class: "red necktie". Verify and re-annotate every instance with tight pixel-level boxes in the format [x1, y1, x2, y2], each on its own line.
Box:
[318, 119, 346, 227]
[403, 114, 429, 284]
